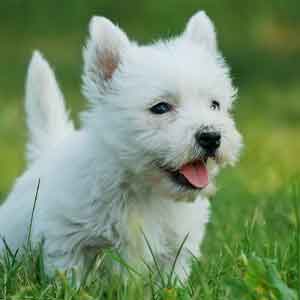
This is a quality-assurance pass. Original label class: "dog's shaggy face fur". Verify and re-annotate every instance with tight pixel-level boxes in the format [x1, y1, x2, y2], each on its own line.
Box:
[0, 11, 242, 282]
[82, 14, 242, 201]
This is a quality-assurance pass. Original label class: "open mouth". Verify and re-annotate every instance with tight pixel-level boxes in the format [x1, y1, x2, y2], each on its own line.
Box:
[166, 157, 210, 190]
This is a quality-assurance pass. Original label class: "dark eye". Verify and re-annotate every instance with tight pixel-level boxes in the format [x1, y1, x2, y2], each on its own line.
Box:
[211, 100, 220, 111]
[150, 102, 173, 114]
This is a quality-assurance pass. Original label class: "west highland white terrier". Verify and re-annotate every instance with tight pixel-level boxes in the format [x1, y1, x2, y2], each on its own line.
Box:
[0, 11, 242, 281]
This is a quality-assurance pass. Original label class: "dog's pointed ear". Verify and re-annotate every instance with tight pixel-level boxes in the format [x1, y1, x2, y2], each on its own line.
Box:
[83, 16, 130, 100]
[184, 11, 217, 52]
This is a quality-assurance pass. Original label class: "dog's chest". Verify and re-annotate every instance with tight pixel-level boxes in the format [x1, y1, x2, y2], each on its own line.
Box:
[116, 194, 208, 268]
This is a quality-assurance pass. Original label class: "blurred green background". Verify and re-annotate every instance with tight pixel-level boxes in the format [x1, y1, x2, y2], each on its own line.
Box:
[0, 1, 299, 199]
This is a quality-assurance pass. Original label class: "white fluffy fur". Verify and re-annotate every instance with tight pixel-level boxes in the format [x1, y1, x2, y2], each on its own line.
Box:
[0, 11, 242, 281]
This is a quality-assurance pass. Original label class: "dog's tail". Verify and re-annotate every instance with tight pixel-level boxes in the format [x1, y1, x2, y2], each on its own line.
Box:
[25, 51, 75, 164]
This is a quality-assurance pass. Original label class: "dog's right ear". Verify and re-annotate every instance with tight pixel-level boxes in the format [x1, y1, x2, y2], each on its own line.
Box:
[184, 11, 217, 53]
[83, 17, 130, 101]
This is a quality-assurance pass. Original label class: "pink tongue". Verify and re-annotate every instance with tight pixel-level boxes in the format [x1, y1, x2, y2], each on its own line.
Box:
[179, 161, 209, 188]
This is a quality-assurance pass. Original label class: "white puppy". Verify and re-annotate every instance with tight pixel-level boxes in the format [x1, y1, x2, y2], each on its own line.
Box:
[0, 11, 242, 281]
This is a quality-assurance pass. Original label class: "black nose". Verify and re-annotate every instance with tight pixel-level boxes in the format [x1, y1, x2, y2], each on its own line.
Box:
[195, 131, 221, 155]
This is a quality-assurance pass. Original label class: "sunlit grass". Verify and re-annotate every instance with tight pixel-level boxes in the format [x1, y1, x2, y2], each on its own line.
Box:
[0, 184, 299, 299]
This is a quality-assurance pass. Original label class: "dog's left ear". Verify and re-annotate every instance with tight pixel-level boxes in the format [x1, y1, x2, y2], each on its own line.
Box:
[184, 11, 217, 53]
[83, 16, 130, 100]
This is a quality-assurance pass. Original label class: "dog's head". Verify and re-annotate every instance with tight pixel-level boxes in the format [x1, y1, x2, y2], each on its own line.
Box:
[82, 11, 243, 200]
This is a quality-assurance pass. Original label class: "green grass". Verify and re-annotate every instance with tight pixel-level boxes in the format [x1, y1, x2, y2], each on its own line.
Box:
[0, 184, 299, 299]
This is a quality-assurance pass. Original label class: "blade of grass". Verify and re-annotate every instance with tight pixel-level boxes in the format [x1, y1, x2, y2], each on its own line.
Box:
[167, 233, 189, 287]
[292, 183, 300, 300]
[105, 249, 143, 278]
[1, 238, 15, 261]
[27, 179, 40, 251]
[141, 230, 165, 287]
